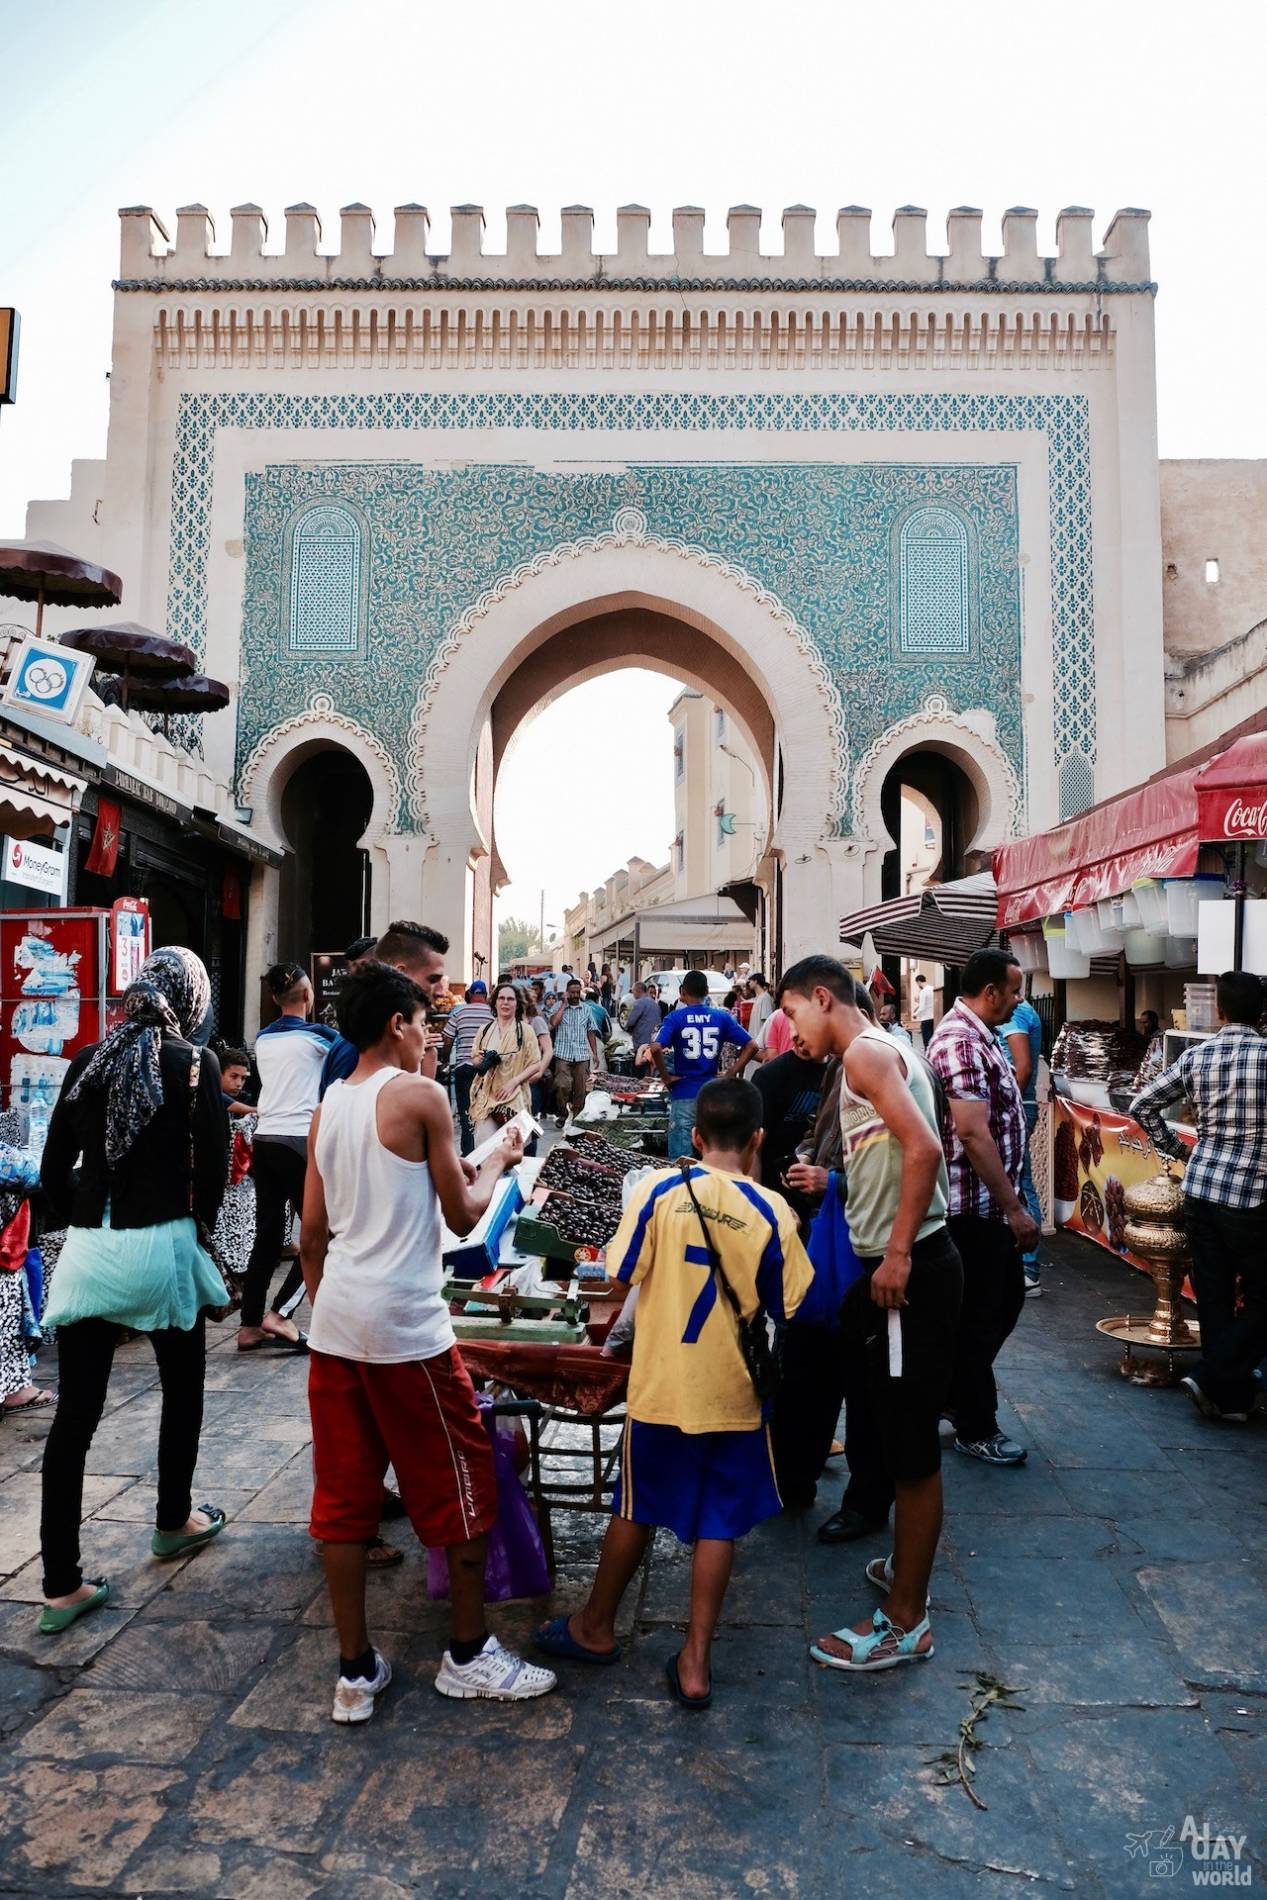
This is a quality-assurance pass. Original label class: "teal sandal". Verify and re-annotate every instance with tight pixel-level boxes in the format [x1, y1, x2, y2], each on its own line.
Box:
[810, 1607, 934, 1673]
[151, 1505, 226, 1559]
[39, 1578, 109, 1635]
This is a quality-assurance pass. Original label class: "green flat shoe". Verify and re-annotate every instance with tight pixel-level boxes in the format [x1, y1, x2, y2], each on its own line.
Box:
[151, 1505, 227, 1559]
[39, 1579, 109, 1634]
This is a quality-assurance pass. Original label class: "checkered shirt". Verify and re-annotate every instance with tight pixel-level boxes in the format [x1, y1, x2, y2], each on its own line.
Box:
[1131, 1024, 1267, 1210]
[552, 1003, 594, 1063]
[928, 998, 1026, 1220]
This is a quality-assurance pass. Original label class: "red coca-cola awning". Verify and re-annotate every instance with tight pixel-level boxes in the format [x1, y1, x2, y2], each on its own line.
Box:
[995, 711, 1267, 930]
[993, 772, 1201, 929]
[1195, 734, 1267, 842]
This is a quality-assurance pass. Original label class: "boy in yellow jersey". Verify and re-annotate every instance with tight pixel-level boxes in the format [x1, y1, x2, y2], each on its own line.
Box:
[535, 1078, 813, 1707]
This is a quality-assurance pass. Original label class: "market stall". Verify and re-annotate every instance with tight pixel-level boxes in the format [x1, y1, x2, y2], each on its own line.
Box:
[439, 1122, 642, 1576]
[993, 718, 1267, 1313]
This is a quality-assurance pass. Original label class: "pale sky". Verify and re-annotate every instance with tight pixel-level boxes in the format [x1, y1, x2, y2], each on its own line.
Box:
[1, 0, 1264, 934]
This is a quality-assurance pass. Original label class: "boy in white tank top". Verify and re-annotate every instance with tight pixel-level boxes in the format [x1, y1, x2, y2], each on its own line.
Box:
[301, 961, 556, 1723]
[780, 955, 963, 1678]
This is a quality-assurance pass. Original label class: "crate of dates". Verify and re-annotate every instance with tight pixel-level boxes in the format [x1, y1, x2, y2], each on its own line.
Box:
[516, 1149, 629, 1273]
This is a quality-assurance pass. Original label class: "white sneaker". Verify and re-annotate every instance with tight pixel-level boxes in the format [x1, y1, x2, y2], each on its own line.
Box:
[434, 1634, 557, 1701]
[331, 1648, 392, 1724]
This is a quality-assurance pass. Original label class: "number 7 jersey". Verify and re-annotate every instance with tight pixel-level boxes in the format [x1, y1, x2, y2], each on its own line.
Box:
[606, 1164, 813, 1433]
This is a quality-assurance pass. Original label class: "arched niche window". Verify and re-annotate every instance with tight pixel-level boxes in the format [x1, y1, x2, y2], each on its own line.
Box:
[281, 500, 369, 656]
[895, 506, 972, 657]
[1059, 749, 1095, 821]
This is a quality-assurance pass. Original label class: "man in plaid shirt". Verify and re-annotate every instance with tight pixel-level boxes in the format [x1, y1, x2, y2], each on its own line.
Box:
[929, 949, 1039, 1467]
[1131, 970, 1267, 1423]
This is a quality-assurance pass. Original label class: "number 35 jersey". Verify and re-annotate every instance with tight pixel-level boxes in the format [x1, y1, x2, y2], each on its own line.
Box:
[655, 1005, 751, 1098]
[607, 1164, 813, 1433]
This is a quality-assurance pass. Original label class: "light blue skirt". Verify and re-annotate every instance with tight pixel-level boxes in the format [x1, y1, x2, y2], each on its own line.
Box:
[43, 1207, 227, 1335]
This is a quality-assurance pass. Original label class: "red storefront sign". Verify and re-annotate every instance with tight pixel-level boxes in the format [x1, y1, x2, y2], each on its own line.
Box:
[1194, 735, 1267, 843]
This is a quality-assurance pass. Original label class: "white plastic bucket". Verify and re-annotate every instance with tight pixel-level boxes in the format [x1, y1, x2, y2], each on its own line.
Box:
[1043, 918, 1091, 979]
[1132, 879, 1170, 935]
[1164, 874, 1224, 939]
[1124, 927, 1167, 967]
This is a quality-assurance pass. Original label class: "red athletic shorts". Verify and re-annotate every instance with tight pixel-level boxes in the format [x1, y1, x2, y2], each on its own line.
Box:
[308, 1346, 497, 1547]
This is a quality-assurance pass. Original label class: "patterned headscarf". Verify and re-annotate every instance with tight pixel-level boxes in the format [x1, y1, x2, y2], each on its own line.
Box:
[67, 945, 213, 1168]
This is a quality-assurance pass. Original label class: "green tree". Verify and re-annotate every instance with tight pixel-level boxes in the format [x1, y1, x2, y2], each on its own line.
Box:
[498, 915, 534, 964]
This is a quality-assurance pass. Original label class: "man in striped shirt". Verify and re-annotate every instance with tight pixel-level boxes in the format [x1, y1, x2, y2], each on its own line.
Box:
[441, 983, 494, 1156]
[1132, 970, 1267, 1423]
[549, 978, 600, 1123]
[928, 949, 1037, 1468]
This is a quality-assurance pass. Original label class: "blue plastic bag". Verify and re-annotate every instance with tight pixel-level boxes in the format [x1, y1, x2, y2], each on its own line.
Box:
[792, 1173, 865, 1330]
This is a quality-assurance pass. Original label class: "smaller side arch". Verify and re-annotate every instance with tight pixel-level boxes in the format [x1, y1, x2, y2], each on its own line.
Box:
[238, 692, 401, 853]
[852, 694, 1022, 860]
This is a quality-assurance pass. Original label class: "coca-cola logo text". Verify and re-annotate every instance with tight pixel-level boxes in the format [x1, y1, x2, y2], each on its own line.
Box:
[1221, 796, 1267, 838]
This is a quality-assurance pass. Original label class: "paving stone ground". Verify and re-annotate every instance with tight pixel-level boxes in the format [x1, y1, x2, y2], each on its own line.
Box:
[1, 1234, 1265, 1899]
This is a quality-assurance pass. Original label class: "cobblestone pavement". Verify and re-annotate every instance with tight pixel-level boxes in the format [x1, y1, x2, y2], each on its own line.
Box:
[1, 1235, 1265, 1899]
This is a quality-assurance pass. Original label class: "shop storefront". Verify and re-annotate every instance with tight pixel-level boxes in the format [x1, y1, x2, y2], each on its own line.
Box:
[994, 717, 1267, 1280]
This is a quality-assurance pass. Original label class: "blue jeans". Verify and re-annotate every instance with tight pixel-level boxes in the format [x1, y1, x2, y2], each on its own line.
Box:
[1019, 1104, 1041, 1274]
[668, 1093, 698, 1161]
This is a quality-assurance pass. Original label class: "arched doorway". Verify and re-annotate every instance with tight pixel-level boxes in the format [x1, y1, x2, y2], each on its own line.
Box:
[409, 530, 850, 974]
[879, 751, 982, 904]
[276, 749, 374, 968]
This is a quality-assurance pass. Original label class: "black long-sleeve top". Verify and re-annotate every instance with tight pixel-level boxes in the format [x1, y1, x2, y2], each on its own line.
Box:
[40, 1038, 230, 1234]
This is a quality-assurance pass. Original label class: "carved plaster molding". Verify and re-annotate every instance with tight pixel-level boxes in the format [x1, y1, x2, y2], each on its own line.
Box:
[239, 690, 402, 844]
[850, 692, 1023, 845]
[406, 507, 849, 834]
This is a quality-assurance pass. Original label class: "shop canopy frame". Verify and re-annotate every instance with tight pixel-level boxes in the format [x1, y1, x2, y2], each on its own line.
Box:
[994, 708, 1267, 934]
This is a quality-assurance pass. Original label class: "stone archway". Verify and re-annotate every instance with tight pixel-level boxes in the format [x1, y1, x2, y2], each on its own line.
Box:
[407, 513, 853, 971]
[238, 694, 405, 1013]
[851, 694, 1023, 863]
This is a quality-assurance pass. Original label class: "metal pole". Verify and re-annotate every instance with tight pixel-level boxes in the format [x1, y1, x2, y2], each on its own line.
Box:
[1233, 842, 1247, 969]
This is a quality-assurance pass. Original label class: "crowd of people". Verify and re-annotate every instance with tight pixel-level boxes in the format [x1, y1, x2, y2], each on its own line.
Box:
[13, 919, 1264, 1726]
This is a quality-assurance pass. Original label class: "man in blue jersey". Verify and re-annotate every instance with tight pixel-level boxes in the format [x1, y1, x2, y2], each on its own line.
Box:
[999, 993, 1044, 1296]
[650, 970, 759, 1160]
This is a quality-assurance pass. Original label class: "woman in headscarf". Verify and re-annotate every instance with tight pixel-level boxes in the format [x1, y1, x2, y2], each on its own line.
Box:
[36, 946, 231, 1634]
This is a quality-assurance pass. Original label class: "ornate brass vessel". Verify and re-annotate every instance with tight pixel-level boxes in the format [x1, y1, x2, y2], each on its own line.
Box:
[1095, 1165, 1200, 1386]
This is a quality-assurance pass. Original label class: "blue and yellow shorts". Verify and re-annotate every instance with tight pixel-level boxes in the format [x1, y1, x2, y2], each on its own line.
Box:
[612, 1419, 782, 1544]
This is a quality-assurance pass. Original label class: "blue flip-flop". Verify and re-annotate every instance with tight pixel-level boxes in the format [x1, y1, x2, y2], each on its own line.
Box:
[666, 1654, 712, 1710]
[533, 1614, 621, 1665]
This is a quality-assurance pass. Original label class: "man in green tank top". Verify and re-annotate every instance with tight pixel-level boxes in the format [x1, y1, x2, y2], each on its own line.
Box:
[781, 956, 963, 1676]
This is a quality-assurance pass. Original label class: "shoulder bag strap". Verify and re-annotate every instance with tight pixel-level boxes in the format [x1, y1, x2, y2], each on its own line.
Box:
[186, 1045, 201, 1216]
[677, 1160, 747, 1322]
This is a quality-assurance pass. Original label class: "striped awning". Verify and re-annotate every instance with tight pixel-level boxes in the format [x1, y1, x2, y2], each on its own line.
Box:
[841, 873, 999, 967]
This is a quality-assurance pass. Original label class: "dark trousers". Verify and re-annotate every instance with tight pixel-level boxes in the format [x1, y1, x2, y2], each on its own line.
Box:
[946, 1213, 1025, 1443]
[453, 1064, 477, 1155]
[920, 1019, 934, 1049]
[770, 1323, 847, 1507]
[41, 1316, 206, 1596]
[770, 1322, 895, 1522]
[1185, 1193, 1267, 1414]
[241, 1137, 306, 1327]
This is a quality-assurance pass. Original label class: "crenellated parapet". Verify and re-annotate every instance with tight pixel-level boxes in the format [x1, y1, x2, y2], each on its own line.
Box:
[116, 202, 1153, 292]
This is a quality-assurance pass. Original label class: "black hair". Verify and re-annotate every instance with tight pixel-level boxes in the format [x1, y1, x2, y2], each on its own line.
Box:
[1139, 1008, 1160, 1032]
[374, 920, 449, 971]
[694, 1076, 763, 1151]
[681, 970, 710, 999]
[336, 960, 427, 1051]
[565, 974, 583, 991]
[265, 960, 307, 1004]
[1217, 970, 1264, 1027]
[778, 955, 857, 1006]
[855, 984, 876, 1022]
[489, 980, 525, 1046]
[959, 948, 1021, 998]
[749, 971, 768, 989]
[220, 1047, 250, 1070]
[344, 934, 377, 964]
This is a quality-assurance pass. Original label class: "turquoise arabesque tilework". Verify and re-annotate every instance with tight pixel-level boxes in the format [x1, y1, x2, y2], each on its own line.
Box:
[164, 390, 1090, 831]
